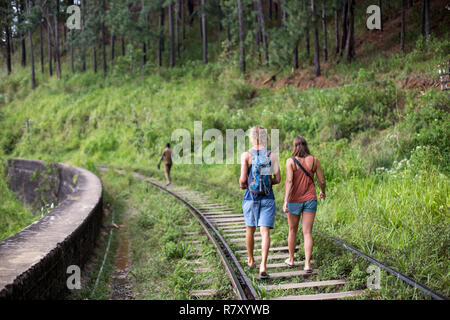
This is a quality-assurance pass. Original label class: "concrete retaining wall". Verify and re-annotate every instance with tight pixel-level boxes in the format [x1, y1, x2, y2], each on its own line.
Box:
[0, 158, 103, 300]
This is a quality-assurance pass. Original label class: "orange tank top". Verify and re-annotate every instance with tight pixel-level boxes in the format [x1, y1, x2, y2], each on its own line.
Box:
[287, 157, 317, 203]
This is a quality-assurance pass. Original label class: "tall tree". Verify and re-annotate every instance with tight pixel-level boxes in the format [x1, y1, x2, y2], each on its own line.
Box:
[302, 0, 310, 56]
[2, 1, 13, 74]
[401, 0, 405, 51]
[237, 0, 246, 73]
[334, 0, 339, 54]
[424, 0, 430, 41]
[40, 18, 44, 73]
[200, 0, 207, 64]
[81, 0, 86, 72]
[344, 0, 354, 61]
[311, 0, 321, 76]
[25, 0, 36, 88]
[322, 0, 328, 62]
[54, 0, 61, 79]
[169, 2, 175, 67]
[181, 0, 185, 51]
[339, 0, 348, 55]
[378, 0, 383, 32]
[256, 0, 269, 64]
[19, 0, 27, 67]
[158, 7, 164, 67]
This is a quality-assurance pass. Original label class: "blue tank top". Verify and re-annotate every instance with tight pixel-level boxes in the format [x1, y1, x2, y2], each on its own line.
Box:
[243, 148, 275, 201]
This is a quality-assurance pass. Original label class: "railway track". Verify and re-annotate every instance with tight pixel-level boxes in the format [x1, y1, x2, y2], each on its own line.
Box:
[107, 167, 365, 300]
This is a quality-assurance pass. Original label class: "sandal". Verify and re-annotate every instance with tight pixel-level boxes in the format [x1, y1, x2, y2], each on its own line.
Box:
[247, 258, 256, 269]
[304, 268, 313, 274]
[284, 258, 295, 269]
[259, 272, 270, 280]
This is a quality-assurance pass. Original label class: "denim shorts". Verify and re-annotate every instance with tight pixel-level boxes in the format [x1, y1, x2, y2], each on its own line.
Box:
[287, 200, 317, 215]
[242, 199, 276, 229]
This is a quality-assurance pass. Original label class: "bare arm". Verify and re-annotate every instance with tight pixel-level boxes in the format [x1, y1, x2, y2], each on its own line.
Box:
[315, 158, 326, 198]
[270, 153, 281, 185]
[239, 152, 249, 189]
[283, 158, 294, 212]
[158, 150, 165, 165]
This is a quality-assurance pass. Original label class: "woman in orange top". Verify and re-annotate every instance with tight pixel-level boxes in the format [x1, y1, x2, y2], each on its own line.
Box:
[283, 136, 326, 272]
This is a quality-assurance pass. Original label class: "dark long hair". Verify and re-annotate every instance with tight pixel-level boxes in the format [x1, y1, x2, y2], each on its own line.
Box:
[292, 136, 310, 158]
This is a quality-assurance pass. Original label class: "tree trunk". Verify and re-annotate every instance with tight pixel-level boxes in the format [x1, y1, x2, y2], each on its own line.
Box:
[201, 0, 207, 64]
[322, 0, 328, 62]
[6, 25, 12, 75]
[175, 1, 180, 58]
[93, 40, 97, 73]
[421, 0, 425, 35]
[122, 38, 125, 56]
[169, 4, 175, 67]
[401, 0, 405, 51]
[268, 0, 273, 20]
[340, 0, 348, 56]
[334, 2, 339, 54]
[424, 0, 430, 41]
[311, 0, 321, 77]
[237, 0, 246, 73]
[20, 1, 27, 67]
[26, 0, 36, 88]
[111, 34, 115, 65]
[293, 42, 299, 70]
[256, 0, 269, 64]
[344, 0, 354, 61]
[54, 4, 61, 79]
[102, 18, 107, 77]
[40, 21, 44, 73]
[187, 0, 194, 25]
[47, 17, 53, 76]
[378, 0, 383, 31]
[181, 0, 185, 51]
[158, 8, 164, 67]
[142, 42, 147, 70]
[303, 0, 310, 56]
[218, 1, 223, 32]
[81, 0, 86, 72]
[253, 0, 262, 65]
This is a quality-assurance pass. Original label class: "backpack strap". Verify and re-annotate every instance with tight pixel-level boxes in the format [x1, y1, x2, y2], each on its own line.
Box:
[291, 156, 315, 186]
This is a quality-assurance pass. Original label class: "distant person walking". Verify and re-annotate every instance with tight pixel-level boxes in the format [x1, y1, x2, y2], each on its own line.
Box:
[239, 126, 281, 279]
[283, 136, 325, 273]
[158, 143, 173, 186]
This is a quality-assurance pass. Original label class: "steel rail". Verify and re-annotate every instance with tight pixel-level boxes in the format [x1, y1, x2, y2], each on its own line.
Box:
[189, 177, 447, 300]
[99, 165, 258, 300]
[96, 164, 447, 300]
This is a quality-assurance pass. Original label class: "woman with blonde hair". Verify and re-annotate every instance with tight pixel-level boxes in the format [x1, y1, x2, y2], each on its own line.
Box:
[283, 136, 326, 272]
[239, 126, 281, 279]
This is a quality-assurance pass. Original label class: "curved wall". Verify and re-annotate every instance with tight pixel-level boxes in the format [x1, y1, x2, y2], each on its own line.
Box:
[0, 159, 103, 300]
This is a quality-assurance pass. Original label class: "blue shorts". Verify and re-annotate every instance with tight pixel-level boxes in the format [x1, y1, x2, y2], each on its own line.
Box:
[287, 200, 317, 215]
[242, 199, 276, 229]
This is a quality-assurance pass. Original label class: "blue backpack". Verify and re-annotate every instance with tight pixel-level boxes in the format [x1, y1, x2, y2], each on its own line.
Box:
[247, 148, 272, 196]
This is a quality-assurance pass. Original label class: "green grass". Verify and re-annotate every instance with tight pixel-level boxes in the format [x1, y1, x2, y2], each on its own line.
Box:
[0, 160, 37, 242]
[103, 169, 235, 300]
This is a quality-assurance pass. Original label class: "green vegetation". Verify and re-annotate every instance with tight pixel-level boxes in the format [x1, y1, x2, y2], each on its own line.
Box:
[98, 170, 234, 299]
[0, 161, 37, 241]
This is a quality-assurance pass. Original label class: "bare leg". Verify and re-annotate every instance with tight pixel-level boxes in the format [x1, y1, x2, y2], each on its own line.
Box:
[259, 226, 270, 274]
[164, 164, 171, 183]
[302, 212, 315, 270]
[246, 226, 256, 267]
[287, 212, 300, 265]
